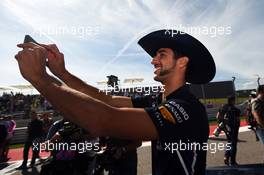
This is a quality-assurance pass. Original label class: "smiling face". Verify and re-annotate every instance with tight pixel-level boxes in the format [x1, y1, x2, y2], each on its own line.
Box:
[151, 48, 189, 85]
[151, 48, 178, 83]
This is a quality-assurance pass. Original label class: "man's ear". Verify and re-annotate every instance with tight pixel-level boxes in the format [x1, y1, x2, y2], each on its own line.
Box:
[177, 56, 189, 68]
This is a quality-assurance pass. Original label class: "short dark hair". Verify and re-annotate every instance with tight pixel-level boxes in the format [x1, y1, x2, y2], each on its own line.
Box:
[227, 96, 235, 104]
[173, 49, 190, 80]
[173, 49, 185, 59]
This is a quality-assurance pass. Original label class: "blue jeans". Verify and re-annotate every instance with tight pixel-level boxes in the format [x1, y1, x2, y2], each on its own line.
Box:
[256, 126, 264, 144]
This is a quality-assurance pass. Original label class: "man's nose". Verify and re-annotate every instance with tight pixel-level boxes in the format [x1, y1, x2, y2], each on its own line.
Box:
[151, 55, 159, 65]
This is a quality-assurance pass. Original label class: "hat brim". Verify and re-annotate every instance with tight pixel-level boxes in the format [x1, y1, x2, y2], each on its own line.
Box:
[138, 30, 216, 84]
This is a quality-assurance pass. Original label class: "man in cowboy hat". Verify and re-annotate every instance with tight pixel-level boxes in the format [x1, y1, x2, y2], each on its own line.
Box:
[15, 29, 215, 175]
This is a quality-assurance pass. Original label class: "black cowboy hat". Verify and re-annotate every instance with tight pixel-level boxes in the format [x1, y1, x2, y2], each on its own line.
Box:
[138, 29, 216, 84]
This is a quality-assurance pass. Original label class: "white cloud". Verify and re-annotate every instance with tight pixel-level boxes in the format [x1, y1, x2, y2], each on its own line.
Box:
[0, 0, 263, 89]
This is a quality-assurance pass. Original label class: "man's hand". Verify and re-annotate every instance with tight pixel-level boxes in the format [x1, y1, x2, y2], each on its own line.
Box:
[40, 44, 67, 78]
[15, 42, 48, 83]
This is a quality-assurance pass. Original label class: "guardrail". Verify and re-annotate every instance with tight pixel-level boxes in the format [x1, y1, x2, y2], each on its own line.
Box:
[10, 127, 27, 144]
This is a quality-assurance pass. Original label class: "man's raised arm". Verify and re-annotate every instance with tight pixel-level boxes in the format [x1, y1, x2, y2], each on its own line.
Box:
[15, 43, 158, 140]
[34, 75, 158, 140]
[41, 44, 132, 108]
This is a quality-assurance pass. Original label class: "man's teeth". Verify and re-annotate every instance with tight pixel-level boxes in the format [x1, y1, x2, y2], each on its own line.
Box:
[154, 67, 161, 73]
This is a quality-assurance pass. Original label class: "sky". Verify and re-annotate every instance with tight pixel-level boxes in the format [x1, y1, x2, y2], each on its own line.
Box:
[0, 0, 264, 90]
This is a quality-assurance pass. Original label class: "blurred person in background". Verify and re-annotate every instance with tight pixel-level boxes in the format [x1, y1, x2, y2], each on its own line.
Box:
[0, 115, 16, 162]
[41, 112, 53, 139]
[251, 85, 264, 144]
[17, 111, 43, 169]
[246, 91, 259, 141]
[0, 115, 8, 162]
[219, 96, 241, 166]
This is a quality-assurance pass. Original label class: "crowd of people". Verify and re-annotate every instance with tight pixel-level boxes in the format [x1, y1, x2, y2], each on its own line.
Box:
[0, 90, 153, 174]
[0, 85, 164, 174]
[11, 110, 142, 174]
[0, 93, 53, 116]
[0, 89, 160, 116]
[1, 85, 264, 173]
[1, 85, 263, 171]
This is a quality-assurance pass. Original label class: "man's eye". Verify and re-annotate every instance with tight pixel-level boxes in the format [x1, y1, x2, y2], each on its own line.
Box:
[160, 53, 165, 57]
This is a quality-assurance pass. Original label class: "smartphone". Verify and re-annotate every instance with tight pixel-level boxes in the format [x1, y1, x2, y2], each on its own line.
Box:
[23, 35, 40, 45]
[23, 35, 50, 65]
